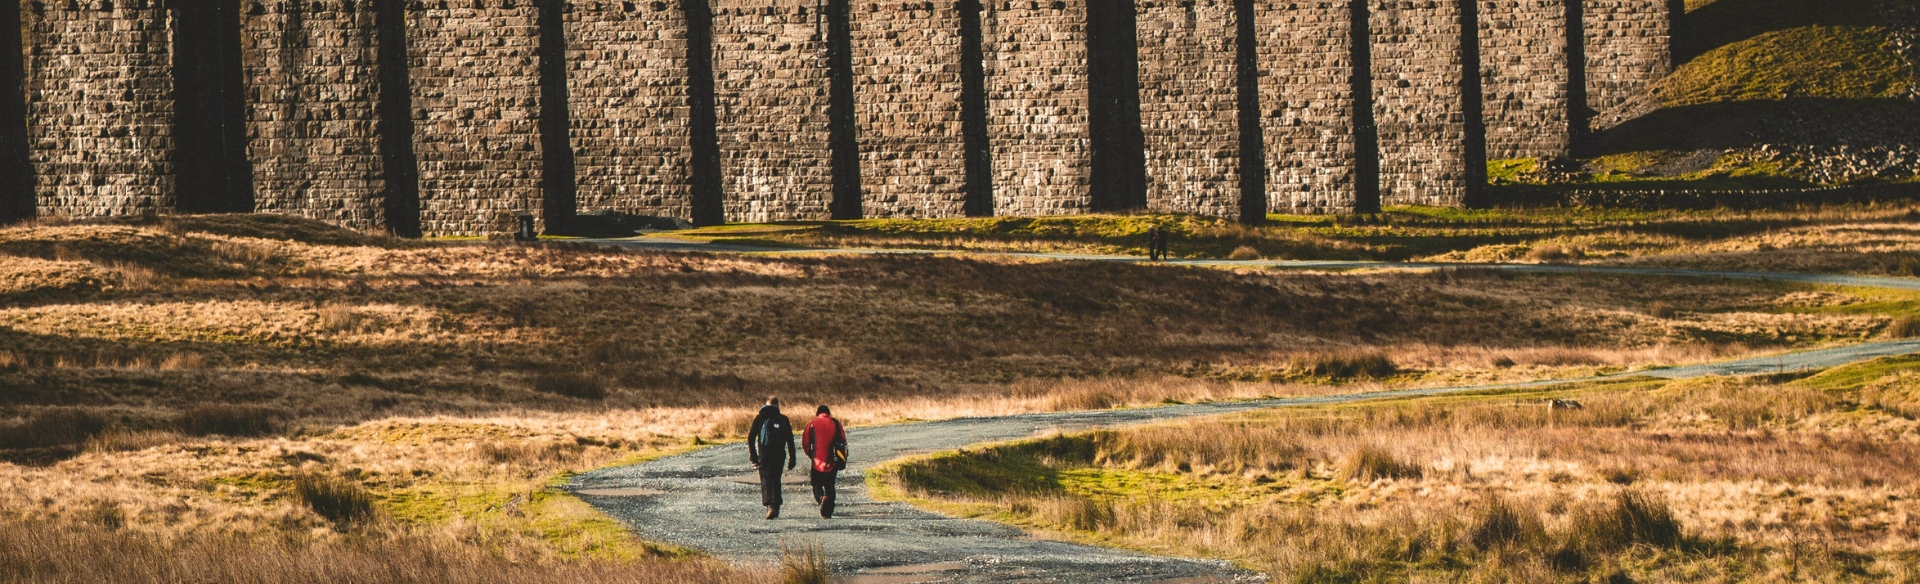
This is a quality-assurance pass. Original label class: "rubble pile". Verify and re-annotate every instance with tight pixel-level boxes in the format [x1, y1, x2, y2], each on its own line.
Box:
[1753, 144, 1919, 184]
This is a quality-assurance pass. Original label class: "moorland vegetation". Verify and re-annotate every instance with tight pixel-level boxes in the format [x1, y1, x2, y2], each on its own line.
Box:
[0, 210, 1916, 581]
[874, 356, 1920, 581]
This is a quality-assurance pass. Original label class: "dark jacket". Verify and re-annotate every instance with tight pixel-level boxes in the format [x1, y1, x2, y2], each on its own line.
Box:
[747, 405, 796, 467]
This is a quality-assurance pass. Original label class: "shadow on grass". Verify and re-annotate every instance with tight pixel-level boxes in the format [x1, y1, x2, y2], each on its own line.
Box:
[1589, 98, 1920, 155]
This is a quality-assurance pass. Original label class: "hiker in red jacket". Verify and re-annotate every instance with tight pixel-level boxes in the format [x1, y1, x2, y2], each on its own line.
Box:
[801, 405, 849, 519]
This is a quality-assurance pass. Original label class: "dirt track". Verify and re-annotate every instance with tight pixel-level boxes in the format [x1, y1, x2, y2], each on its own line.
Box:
[573, 241, 1920, 583]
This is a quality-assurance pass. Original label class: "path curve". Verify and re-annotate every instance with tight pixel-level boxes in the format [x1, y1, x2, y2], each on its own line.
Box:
[572, 238, 1920, 582]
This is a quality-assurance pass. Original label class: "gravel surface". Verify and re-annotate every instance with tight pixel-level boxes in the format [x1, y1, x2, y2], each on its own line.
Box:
[573, 239, 1920, 582]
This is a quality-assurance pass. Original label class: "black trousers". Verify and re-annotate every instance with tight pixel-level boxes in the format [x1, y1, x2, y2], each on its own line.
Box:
[811, 469, 837, 517]
[759, 459, 786, 508]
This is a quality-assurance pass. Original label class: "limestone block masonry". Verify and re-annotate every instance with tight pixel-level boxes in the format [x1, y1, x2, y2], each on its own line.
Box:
[408, 2, 545, 236]
[852, 0, 970, 218]
[21, 0, 177, 217]
[711, 0, 836, 222]
[1584, 0, 1669, 131]
[5, 0, 1674, 232]
[566, 0, 695, 220]
[1479, 0, 1569, 160]
[1257, 0, 1359, 213]
[1136, 0, 1242, 217]
[981, 0, 1092, 216]
[242, 1, 391, 231]
[1371, 0, 1470, 208]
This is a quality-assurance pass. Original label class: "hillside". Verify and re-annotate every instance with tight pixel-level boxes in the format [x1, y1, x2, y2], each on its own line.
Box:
[1499, 0, 1920, 191]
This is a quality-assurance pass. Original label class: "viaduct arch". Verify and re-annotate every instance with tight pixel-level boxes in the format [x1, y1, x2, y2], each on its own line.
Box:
[0, 0, 1672, 235]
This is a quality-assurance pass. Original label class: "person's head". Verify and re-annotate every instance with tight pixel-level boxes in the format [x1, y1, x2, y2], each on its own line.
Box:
[816, 405, 831, 416]
[765, 396, 780, 408]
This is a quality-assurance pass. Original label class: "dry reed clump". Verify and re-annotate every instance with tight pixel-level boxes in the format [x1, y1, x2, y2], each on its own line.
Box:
[0, 521, 754, 584]
[293, 474, 376, 527]
[778, 542, 830, 584]
[1286, 351, 1398, 380]
[1525, 245, 1587, 263]
[1227, 246, 1262, 260]
[532, 373, 609, 401]
[1338, 446, 1423, 483]
[177, 404, 289, 437]
[1887, 316, 1920, 337]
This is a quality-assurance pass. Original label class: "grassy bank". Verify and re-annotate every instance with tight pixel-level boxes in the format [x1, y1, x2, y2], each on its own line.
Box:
[0, 213, 1910, 581]
[683, 204, 1920, 273]
[873, 356, 1920, 581]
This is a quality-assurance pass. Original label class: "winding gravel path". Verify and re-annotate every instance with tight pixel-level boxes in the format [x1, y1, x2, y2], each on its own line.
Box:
[572, 238, 1920, 582]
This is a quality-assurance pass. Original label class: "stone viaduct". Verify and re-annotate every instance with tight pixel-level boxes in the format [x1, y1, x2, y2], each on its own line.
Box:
[0, 0, 1672, 235]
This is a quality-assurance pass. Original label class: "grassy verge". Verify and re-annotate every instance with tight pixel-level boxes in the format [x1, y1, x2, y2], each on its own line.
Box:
[873, 357, 1920, 581]
[664, 205, 1920, 274]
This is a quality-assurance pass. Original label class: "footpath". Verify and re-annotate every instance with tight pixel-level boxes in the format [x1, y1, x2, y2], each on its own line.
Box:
[574, 238, 1920, 583]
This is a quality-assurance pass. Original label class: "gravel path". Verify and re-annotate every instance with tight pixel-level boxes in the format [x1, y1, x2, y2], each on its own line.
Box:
[572, 238, 1920, 582]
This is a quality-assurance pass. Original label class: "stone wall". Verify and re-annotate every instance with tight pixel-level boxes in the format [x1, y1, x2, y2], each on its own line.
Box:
[1371, 0, 1468, 207]
[20, 0, 176, 217]
[242, 1, 389, 230]
[852, 0, 969, 218]
[1479, 0, 1569, 159]
[6, 0, 1679, 228]
[1137, 0, 1242, 216]
[566, 0, 695, 219]
[1256, 0, 1357, 213]
[1584, 0, 1668, 130]
[711, 0, 835, 222]
[980, 0, 1090, 216]
[408, 2, 544, 235]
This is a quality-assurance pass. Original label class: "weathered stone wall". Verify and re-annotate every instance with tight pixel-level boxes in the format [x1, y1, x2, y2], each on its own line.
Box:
[1371, 0, 1467, 207]
[1480, 0, 1569, 159]
[1137, 0, 1242, 216]
[1584, 0, 1668, 130]
[566, 0, 694, 219]
[1256, 0, 1356, 213]
[242, 1, 389, 230]
[408, 2, 544, 236]
[980, 0, 1090, 216]
[20, 0, 176, 217]
[852, 0, 969, 218]
[8, 0, 1680, 227]
[711, 0, 835, 222]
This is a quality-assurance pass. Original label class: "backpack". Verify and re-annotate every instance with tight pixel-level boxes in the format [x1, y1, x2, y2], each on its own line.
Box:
[755, 415, 784, 453]
[828, 439, 848, 471]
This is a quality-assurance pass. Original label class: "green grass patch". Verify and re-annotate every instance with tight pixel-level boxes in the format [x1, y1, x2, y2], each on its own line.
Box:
[1790, 354, 1920, 392]
[1662, 25, 1912, 107]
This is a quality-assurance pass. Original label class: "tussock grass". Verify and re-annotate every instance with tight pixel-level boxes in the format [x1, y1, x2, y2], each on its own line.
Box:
[0, 522, 749, 584]
[878, 357, 1920, 581]
[293, 474, 376, 527]
[1338, 446, 1422, 483]
[778, 542, 830, 584]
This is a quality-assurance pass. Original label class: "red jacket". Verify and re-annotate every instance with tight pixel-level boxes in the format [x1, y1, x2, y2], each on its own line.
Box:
[801, 414, 847, 473]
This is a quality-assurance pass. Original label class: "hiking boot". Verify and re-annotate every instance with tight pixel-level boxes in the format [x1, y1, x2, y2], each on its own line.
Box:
[765, 506, 779, 520]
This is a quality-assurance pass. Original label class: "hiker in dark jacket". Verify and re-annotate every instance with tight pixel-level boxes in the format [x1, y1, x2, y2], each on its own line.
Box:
[1146, 226, 1162, 261]
[746, 396, 796, 519]
[801, 405, 849, 519]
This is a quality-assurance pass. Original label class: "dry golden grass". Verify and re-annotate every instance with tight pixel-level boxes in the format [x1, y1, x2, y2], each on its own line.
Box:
[875, 357, 1920, 581]
[0, 213, 1912, 581]
[0, 521, 752, 584]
